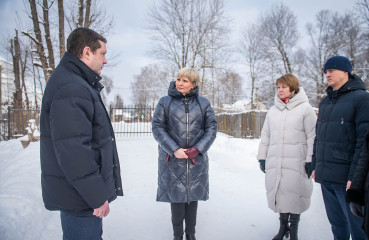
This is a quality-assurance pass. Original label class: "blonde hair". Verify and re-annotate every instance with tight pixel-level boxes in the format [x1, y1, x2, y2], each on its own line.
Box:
[276, 73, 300, 94]
[177, 67, 199, 86]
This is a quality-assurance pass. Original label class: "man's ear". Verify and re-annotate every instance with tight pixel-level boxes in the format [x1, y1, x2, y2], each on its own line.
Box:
[81, 46, 91, 60]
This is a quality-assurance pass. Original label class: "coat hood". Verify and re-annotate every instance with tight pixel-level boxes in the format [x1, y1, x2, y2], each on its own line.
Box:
[326, 74, 365, 99]
[274, 87, 309, 111]
[168, 81, 199, 99]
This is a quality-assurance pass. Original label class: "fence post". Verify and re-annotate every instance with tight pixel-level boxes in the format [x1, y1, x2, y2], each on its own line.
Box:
[7, 106, 10, 140]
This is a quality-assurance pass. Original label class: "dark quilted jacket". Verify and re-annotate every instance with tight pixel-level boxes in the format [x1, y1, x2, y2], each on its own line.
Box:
[40, 52, 123, 215]
[152, 81, 217, 203]
[312, 74, 369, 185]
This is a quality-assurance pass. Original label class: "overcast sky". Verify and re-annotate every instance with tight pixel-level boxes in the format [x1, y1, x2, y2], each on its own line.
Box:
[0, 0, 357, 104]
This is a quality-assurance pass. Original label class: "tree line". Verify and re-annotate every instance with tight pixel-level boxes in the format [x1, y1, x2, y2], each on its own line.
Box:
[1, 0, 368, 114]
[132, 0, 369, 109]
[0, 0, 114, 115]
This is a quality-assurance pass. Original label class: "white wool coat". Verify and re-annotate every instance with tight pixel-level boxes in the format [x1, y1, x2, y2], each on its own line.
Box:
[257, 87, 316, 214]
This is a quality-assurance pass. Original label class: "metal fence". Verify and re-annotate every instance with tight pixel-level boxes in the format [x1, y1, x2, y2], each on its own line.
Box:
[2, 106, 267, 140]
[109, 105, 155, 137]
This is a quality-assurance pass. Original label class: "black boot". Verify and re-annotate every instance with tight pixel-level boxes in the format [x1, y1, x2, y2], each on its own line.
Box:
[173, 237, 183, 240]
[289, 213, 300, 240]
[272, 213, 290, 240]
[186, 234, 196, 240]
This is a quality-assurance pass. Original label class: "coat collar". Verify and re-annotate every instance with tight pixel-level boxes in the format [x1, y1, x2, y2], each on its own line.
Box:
[326, 74, 365, 98]
[274, 87, 309, 110]
[60, 52, 104, 92]
[168, 81, 199, 98]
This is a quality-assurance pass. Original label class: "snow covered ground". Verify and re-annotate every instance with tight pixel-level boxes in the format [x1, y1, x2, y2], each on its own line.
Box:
[0, 134, 333, 240]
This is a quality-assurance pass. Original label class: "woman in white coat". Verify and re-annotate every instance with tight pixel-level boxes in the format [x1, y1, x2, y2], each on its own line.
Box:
[257, 74, 316, 240]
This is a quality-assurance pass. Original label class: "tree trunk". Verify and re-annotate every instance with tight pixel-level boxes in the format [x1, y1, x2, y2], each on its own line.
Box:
[27, 0, 51, 82]
[84, 0, 92, 27]
[78, 0, 84, 27]
[43, 0, 55, 70]
[11, 31, 23, 109]
[20, 48, 30, 110]
[58, 0, 65, 58]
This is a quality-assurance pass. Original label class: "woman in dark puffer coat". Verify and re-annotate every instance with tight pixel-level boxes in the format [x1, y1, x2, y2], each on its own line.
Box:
[152, 67, 217, 240]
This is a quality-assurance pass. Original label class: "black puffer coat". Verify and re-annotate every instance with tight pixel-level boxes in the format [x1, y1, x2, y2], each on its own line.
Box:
[312, 74, 369, 185]
[152, 81, 217, 203]
[40, 52, 123, 216]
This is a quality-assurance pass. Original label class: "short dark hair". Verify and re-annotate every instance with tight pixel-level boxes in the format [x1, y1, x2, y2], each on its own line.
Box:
[67, 28, 107, 58]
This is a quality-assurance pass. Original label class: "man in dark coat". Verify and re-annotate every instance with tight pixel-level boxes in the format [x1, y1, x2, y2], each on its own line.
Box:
[312, 56, 369, 240]
[40, 28, 123, 239]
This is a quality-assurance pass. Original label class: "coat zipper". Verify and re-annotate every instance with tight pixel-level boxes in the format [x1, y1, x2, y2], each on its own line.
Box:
[184, 97, 190, 204]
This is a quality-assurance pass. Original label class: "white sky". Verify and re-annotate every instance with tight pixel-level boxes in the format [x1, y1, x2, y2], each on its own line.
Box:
[0, 0, 357, 104]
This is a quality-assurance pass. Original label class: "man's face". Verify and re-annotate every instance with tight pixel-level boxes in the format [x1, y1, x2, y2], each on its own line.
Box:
[325, 69, 349, 90]
[86, 41, 107, 75]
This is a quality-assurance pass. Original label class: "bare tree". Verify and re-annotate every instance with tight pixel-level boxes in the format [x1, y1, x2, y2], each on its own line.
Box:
[216, 71, 243, 107]
[259, 2, 299, 74]
[239, 23, 265, 110]
[58, 0, 66, 58]
[305, 10, 339, 104]
[23, 0, 53, 82]
[131, 64, 170, 106]
[305, 10, 363, 104]
[355, 0, 369, 84]
[341, 13, 363, 69]
[146, 0, 230, 98]
[113, 94, 124, 108]
[356, 0, 369, 28]
[10, 31, 22, 109]
[65, 0, 113, 35]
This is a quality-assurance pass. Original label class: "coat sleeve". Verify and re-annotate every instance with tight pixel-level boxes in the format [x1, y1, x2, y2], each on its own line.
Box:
[347, 132, 369, 205]
[312, 101, 323, 171]
[349, 95, 369, 180]
[194, 102, 218, 154]
[50, 84, 110, 209]
[257, 111, 271, 160]
[304, 106, 317, 163]
[152, 97, 180, 156]
[351, 132, 369, 191]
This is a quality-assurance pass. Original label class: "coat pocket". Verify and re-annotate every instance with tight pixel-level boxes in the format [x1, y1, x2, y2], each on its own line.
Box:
[332, 149, 353, 163]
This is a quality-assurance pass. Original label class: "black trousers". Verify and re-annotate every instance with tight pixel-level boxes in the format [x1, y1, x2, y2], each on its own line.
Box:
[171, 201, 198, 237]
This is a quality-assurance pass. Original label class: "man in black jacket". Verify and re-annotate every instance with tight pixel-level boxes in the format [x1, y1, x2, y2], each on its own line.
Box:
[312, 56, 369, 240]
[40, 28, 123, 240]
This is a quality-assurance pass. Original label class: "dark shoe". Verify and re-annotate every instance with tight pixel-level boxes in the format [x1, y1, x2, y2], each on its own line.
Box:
[173, 237, 183, 240]
[289, 213, 300, 240]
[273, 213, 290, 240]
[186, 234, 196, 240]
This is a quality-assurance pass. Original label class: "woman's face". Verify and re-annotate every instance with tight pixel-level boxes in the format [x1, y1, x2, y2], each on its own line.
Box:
[277, 83, 294, 99]
[176, 76, 196, 95]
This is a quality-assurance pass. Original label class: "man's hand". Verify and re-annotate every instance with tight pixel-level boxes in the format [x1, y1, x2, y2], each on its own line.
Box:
[93, 200, 110, 218]
[174, 148, 188, 159]
[346, 180, 352, 191]
[312, 170, 315, 180]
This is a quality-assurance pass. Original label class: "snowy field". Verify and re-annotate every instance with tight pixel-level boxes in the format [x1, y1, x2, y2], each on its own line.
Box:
[0, 134, 333, 240]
